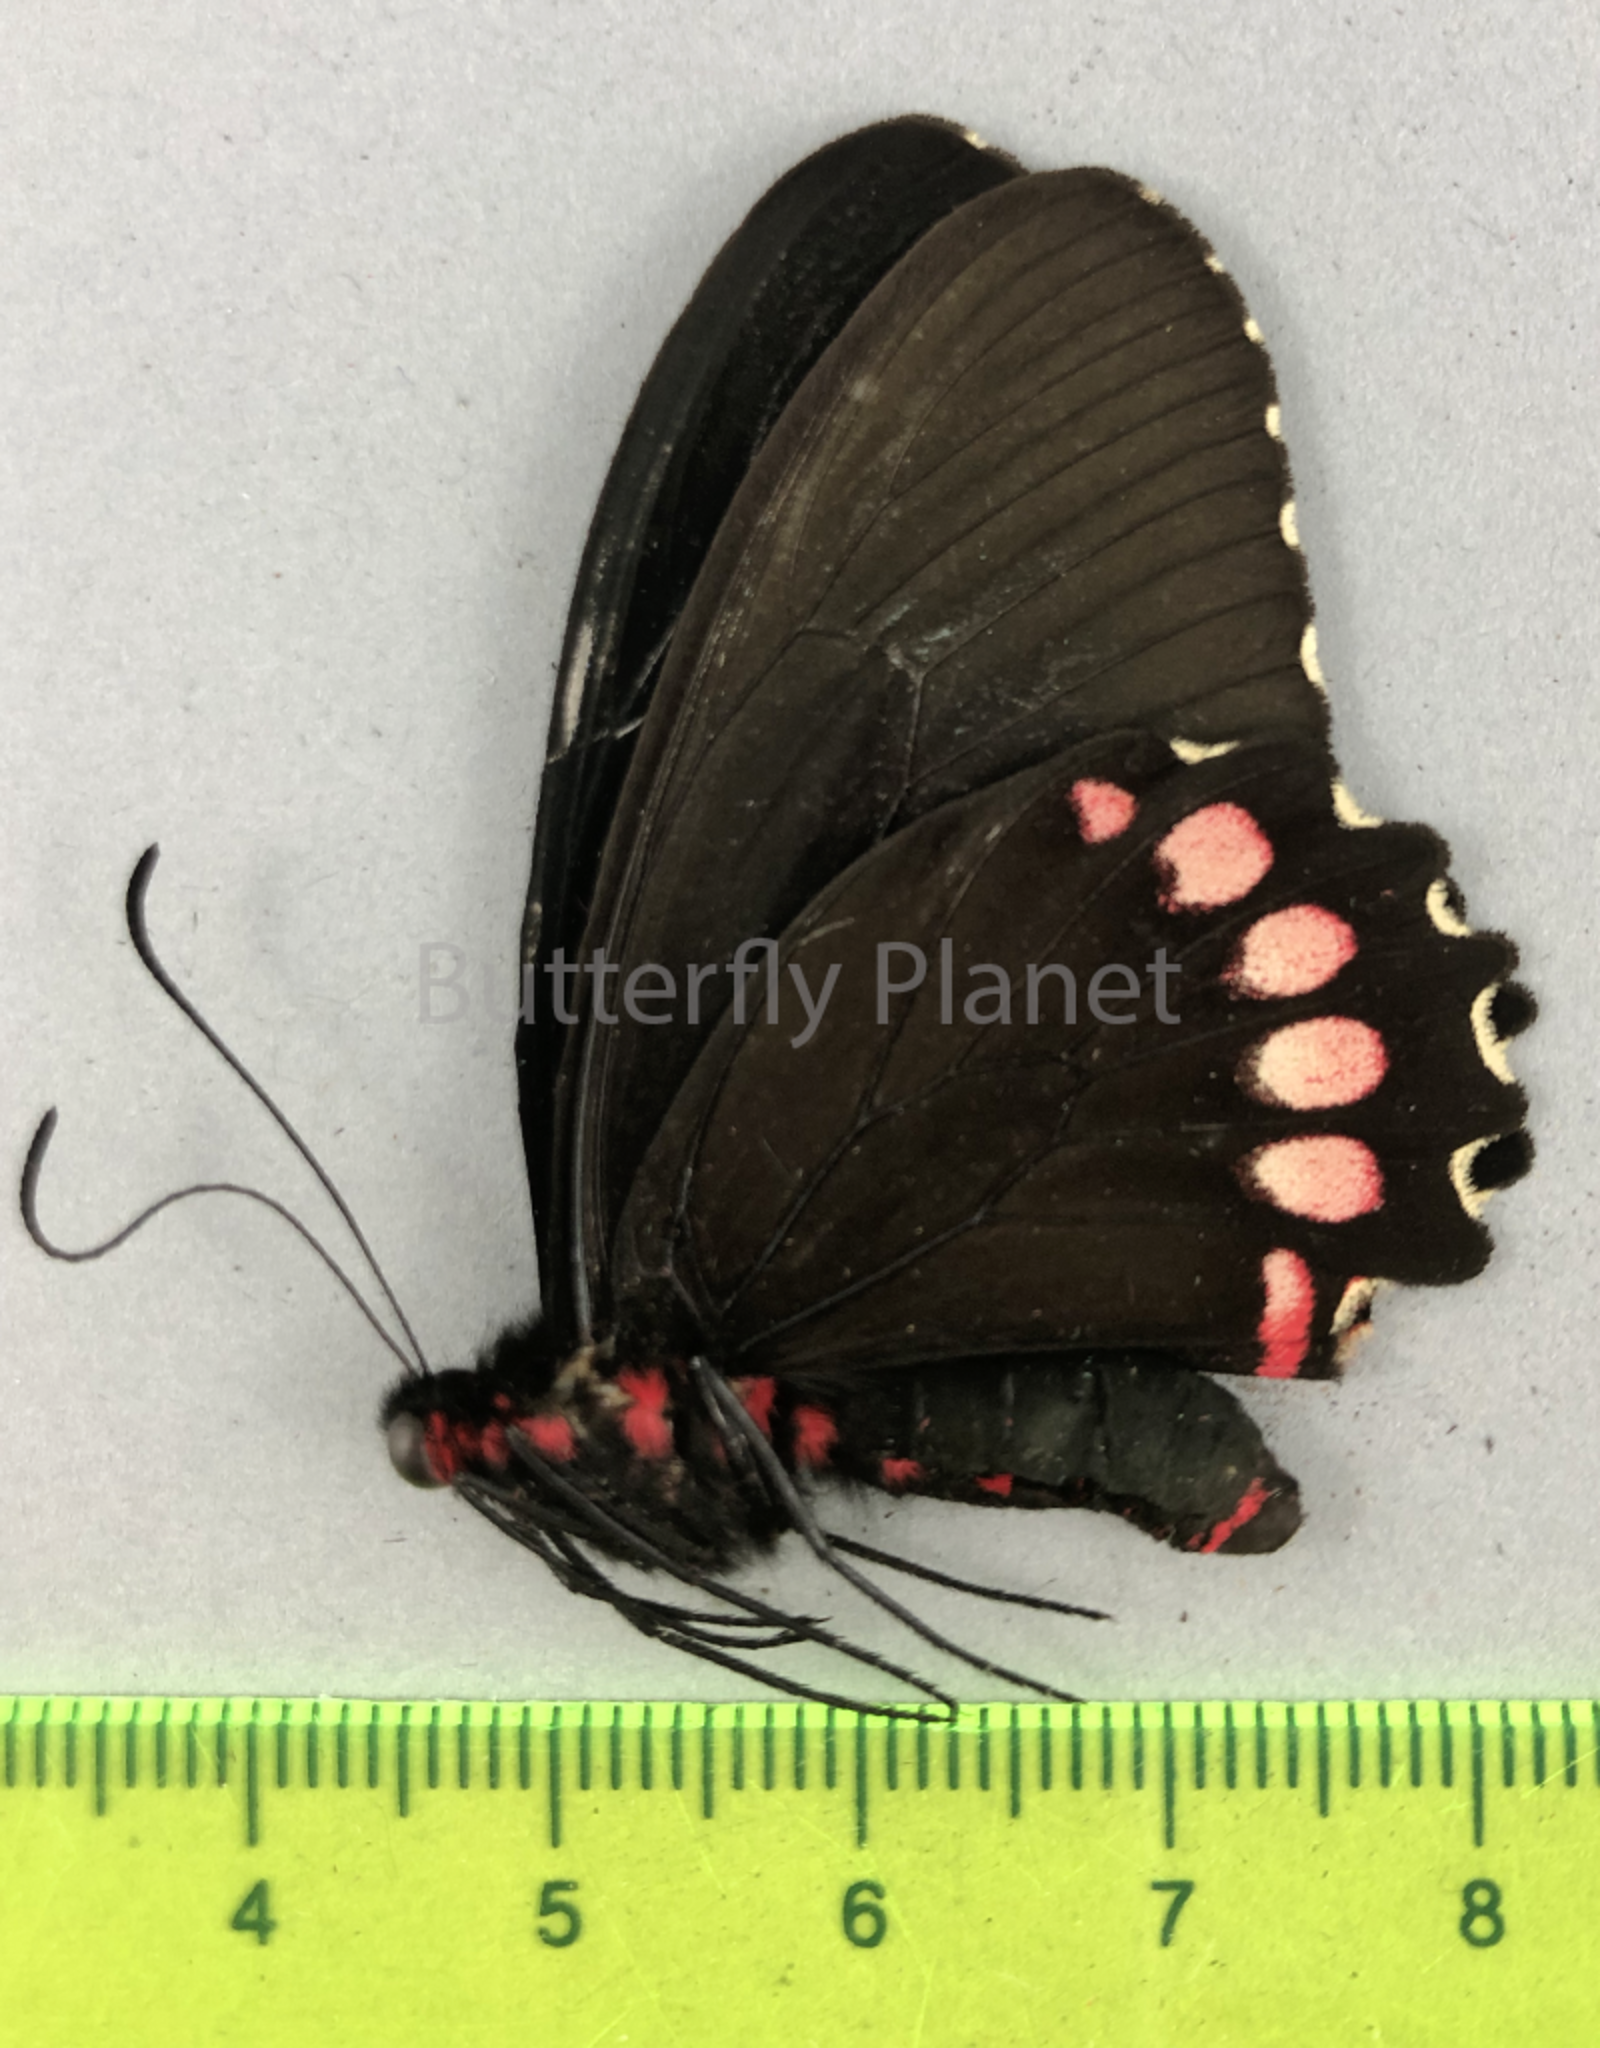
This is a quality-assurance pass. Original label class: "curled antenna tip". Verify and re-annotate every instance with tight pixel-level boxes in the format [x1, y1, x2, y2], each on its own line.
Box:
[127, 845, 161, 927]
[20, 1109, 60, 1252]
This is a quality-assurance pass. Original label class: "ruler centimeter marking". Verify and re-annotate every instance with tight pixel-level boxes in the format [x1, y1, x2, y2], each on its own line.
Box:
[5, 1696, 1599, 1852]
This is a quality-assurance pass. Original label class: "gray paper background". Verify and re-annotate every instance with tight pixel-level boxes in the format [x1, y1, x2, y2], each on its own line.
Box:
[4, 1, 1594, 1705]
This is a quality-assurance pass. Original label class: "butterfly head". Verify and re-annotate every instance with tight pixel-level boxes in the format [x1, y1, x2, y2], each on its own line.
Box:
[381, 1319, 580, 1492]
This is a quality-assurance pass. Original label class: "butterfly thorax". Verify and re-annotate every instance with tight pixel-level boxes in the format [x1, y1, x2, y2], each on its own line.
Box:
[380, 1333, 819, 1571]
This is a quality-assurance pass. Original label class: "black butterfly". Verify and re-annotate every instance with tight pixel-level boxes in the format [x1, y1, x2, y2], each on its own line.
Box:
[26, 117, 1534, 1715]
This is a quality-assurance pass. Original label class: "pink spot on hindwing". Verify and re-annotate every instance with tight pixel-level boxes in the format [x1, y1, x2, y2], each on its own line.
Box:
[617, 1366, 674, 1460]
[975, 1473, 1014, 1498]
[1154, 803, 1274, 911]
[1069, 778, 1138, 843]
[1240, 1135, 1385, 1222]
[1224, 904, 1357, 998]
[519, 1413, 577, 1462]
[1241, 1016, 1389, 1109]
[1255, 1249, 1314, 1376]
[792, 1405, 837, 1469]
[880, 1457, 924, 1488]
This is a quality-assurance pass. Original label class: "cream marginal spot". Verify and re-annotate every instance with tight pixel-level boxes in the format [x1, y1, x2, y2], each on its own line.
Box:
[1299, 623, 1326, 690]
[1331, 1275, 1381, 1337]
[1471, 983, 1517, 1085]
[1426, 877, 1474, 938]
[1449, 1138, 1496, 1220]
[1331, 779, 1383, 829]
[1168, 736, 1238, 764]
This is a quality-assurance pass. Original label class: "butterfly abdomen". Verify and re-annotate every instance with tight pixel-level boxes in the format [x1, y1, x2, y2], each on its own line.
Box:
[789, 1356, 1304, 1555]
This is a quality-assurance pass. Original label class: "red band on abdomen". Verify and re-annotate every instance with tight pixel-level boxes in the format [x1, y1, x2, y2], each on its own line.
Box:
[1194, 1477, 1272, 1553]
[734, 1376, 777, 1437]
[792, 1405, 837, 1469]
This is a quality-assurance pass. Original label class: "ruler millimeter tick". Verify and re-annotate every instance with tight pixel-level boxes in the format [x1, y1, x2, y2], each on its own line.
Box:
[3, 1695, 1597, 2045]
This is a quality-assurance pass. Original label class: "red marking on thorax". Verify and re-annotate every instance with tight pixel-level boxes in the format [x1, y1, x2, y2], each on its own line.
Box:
[1242, 1134, 1385, 1223]
[1154, 803, 1273, 911]
[1069, 777, 1138, 844]
[1194, 1477, 1272, 1553]
[1224, 904, 1357, 999]
[734, 1376, 777, 1437]
[1242, 1016, 1388, 1110]
[1255, 1249, 1314, 1377]
[880, 1456, 924, 1488]
[791, 1405, 837, 1469]
[975, 1473, 1014, 1498]
[519, 1413, 577, 1462]
[616, 1366, 674, 1460]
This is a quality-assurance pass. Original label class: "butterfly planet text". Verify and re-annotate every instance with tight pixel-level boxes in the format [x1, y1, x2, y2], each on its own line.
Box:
[419, 940, 1182, 1047]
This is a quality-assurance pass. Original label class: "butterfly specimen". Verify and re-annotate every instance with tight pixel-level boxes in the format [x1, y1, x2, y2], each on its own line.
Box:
[25, 117, 1534, 1712]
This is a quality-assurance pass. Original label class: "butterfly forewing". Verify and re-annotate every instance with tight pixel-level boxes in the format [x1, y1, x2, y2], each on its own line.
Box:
[518, 116, 1020, 1340]
[569, 168, 1339, 1325]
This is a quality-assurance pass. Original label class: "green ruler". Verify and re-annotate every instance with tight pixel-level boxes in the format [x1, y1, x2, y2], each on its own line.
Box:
[3, 1695, 1598, 2044]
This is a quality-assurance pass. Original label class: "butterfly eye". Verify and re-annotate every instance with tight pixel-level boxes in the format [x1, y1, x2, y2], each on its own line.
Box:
[387, 1411, 447, 1489]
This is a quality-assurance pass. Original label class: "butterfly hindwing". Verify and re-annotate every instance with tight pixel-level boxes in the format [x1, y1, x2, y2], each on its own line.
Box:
[612, 728, 1526, 1385]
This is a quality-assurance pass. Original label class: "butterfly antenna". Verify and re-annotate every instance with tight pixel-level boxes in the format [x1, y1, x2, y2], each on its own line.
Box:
[20, 1110, 417, 1374]
[691, 1360, 1083, 1704]
[115, 844, 430, 1374]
